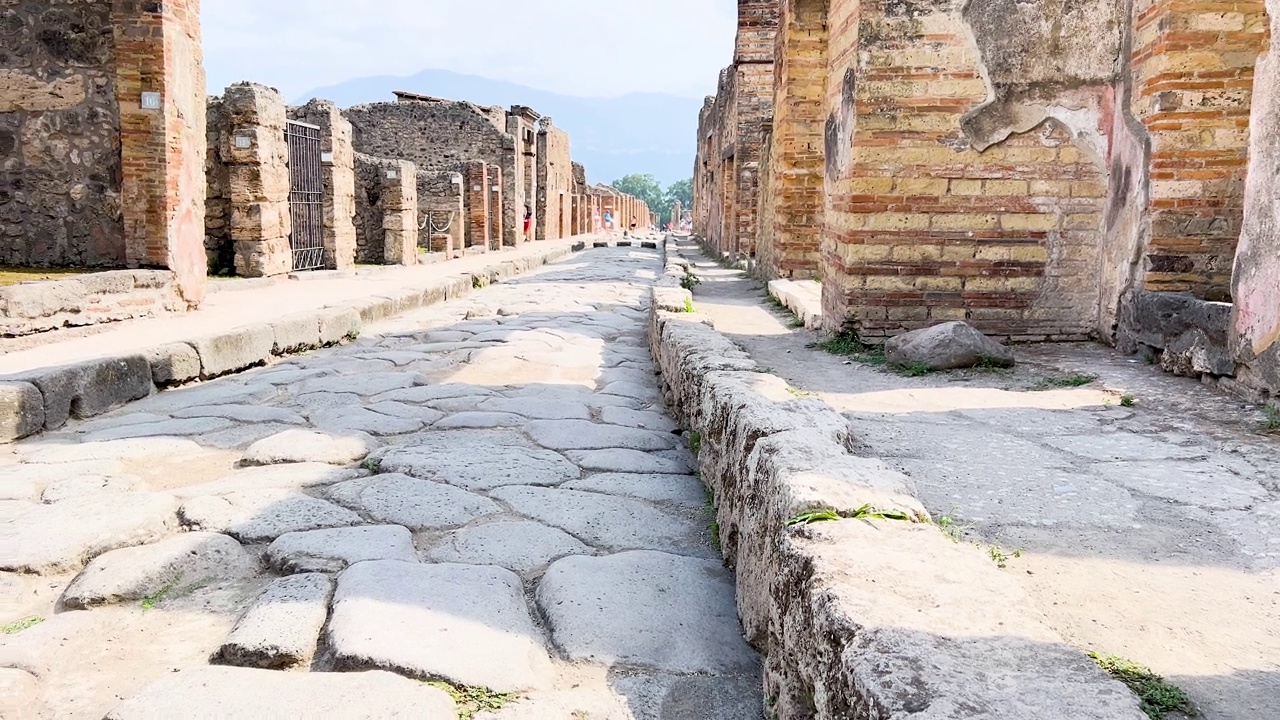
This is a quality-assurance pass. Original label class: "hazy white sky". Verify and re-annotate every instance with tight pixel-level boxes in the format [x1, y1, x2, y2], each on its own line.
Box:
[202, 0, 737, 99]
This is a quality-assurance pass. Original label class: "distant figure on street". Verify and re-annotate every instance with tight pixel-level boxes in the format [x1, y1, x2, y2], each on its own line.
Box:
[604, 210, 614, 233]
[523, 205, 532, 241]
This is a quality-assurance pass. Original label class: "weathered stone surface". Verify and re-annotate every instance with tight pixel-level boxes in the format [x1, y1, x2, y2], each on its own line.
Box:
[480, 396, 592, 420]
[180, 490, 362, 542]
[524, 420, 677, 451]
[62, 533, 256, 609]
[365, 402, 446, 424]
[611, 673, 766, 720]
[145, 343, 202, 386]
[104, 667, 456, 719]
[537, 551, 756, 673]
[192, 325, 276, 378]
[434, 411, 525, 429]
[174, 463, 359, 498]
[599, 381, 662, 404]
[599, 406, 680, 432]
[266, 525, 418, 573]
[318, 307, 362, 345]
[19, 356, 154, 429]
[328, 560, 554, 692]
[375, 435, 579, 490]
[270, 313, 322, 355]
[40, 474, 145, 503]
[563, 473, 707, 508]
[171, 404, 305, 424]
[426, 520, 591, 573]
[243, 429, 377, 466]
[214, 573, 333, 669]
[298, 373, 418, 397]
[0, 382, 44, 442]
[328, 474, 500, 530]
[311, 407, 424, 436]
[884, 321, 1016, 370]
[567, 448, 694, 474]
[490, 486, 704, 554]
[82, 417, 235, 442]
[19, 437, 203, 464]
[0, 493, 175, 573]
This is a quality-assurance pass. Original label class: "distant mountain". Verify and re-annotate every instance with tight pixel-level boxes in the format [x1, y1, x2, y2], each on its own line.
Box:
[296, 69, 700, 187]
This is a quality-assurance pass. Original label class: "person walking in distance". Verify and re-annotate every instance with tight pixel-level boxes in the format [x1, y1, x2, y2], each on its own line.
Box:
[523, 205, 533, 242]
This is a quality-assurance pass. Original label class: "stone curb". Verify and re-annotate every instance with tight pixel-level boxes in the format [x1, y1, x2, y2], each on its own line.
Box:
[646, 236, 1145, 720]
[0, 245, 574, 443]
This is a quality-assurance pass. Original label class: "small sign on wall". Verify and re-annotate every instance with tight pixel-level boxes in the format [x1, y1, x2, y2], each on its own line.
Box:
[472, 185, 482, 192]
[234, 134, 252, 149]
[141, 92, 162, 110]
[321, 152, 334, 164]
[386, 170, 399, 179]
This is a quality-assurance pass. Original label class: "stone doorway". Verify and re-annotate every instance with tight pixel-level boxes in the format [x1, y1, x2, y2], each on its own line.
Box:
[285, 120, 325, 271]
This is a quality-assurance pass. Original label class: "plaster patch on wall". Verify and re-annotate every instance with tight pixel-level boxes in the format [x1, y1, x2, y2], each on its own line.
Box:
[824, 67, 855, 181]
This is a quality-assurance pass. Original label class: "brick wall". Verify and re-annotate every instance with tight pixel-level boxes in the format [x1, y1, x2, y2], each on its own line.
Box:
[536, 119, 573, 241]
[0, 0, 124, 269]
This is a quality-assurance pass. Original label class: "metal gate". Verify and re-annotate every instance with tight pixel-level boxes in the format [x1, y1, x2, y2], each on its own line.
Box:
[285, 120, 325, 271]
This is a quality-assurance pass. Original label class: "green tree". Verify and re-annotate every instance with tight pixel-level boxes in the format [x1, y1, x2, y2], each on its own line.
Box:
[610, 174, 695, 227]
[663, 178, 693, 223]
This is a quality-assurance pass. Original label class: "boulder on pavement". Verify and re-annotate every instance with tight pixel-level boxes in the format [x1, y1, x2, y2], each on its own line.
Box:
[62, 532, 256, 609]
[214, 573, 333, 669]
[884, 321, 1015, 370]
[266, 525, 418, 573]
[104, 667, 456, 719]
[242, 429, 377, 466]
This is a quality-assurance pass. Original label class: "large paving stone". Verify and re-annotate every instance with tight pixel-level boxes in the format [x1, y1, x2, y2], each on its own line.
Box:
[375, 435, 579, 491]
[327, 474, 500, 530]
[434, 412, 525, 429]
[62, 532, 256, 609]
[298, 373, 420, 397]
[611, 673, 765, 720]
[537, 551, 757, 674]
[19, 437, 203, 464]
[567, 448, 694, 474]
[173, 463, 360, 499]
[599, 406, 680, 432]
[525, 419, 677, 451]
[191, 325, 275, 378]
[242, 429, 377, 466]
[489, 486, 704, 554]
[479, 396, 592, 420]
[365, 401, 446, 424]
[329, 560, 553, 692]
[0, 493, 175, 573]
[311, 407, 424, 436]
[0, 381, 45, 442]
[171, 405, 306, 424]
[563, 473, 707, 508]
[266, 525, 418, 573]
[371, 384, 498, 404]
[104, 666, 456, 719]
[426, 520, 591, 573]
[180, 489, 362, 543]
[599, 380, 662, 404]
[81, 417, 235, 442]
[214, 573, 333, 669]
[40, 474, 144, 504]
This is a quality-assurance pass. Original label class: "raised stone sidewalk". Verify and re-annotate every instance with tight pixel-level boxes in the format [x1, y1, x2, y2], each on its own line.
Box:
[0, 239, 596, 443]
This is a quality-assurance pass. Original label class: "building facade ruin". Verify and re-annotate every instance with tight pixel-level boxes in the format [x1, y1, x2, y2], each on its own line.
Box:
[695, 0, 1280, 401]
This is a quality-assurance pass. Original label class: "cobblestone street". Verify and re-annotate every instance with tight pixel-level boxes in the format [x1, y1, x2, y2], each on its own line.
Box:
[0, 244, 763, 719]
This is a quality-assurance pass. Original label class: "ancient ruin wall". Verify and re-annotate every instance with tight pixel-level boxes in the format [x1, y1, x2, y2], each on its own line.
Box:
[289, 100, 357, 272]
[536, 120, 573, 241]
[204, 96, 232, 274]
[818, 0, 1111, 341]
[418, 170, 464, 255]
[216, 82, 291, 278]
[0, 0, 125, 268]
[353, 154, 417, 265]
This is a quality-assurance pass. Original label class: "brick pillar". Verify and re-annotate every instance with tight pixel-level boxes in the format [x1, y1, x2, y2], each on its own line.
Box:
[288, 100, 356, 271]
[219, 83, 291, 278]
[113, 0, 208, 305]
[464, 161, 490, 251]
[381, 160, 418, 266]
[1129, 0, 1267, 299]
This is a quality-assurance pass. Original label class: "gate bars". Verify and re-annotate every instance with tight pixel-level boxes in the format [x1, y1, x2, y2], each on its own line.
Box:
[285, 121, 325, 272]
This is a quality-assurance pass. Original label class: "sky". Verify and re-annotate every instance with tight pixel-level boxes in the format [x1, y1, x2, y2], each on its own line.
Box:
[202, 0, 738, 100]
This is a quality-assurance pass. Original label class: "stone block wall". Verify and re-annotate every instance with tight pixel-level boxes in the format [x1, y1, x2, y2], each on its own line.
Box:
[213, 82, 291, 278]
[354, 154, 418, 265]
[418, 171, 464, 255]
[288, 100, 357, 272]
[463, 161, 493, 252]
[0, 0, 124, 270]
[507, 106, 540, 247]
[536, 119, 573, 241]
[204, 96, 232, 274]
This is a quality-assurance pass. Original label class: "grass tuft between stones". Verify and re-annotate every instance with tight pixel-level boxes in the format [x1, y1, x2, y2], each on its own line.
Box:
[1032, 373, 1099, 391]
[1089, 653, 1195, 719]
[426, 681, 520, 720]
[1, 616, 44, 634]
[785, 504, 916, 528]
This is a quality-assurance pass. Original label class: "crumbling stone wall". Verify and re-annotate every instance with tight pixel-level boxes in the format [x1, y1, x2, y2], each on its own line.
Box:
[507, 106, 540, 247]
[0, 0, 124, 269]
[536, 119, 573, 241]
[345, 97, 526, 248]
[353, 154, 417, 265]
[418, 170, 463, 255]
[204, 96, 232, 274]
[212, 82, 291, 278]
[288, 99, 357, 272]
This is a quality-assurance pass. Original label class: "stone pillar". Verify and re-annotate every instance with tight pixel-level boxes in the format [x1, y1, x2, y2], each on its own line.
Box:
[489, 166, 505, 251]
[113, 0, 208, 305]
[220, 82, 291, 278]
[464, 161, 490, 251]
[381, 160, 417, 266]
[288, 100, 357, 271]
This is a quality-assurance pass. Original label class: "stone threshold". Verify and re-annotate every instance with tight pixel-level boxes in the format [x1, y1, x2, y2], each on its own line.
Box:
[647, 237, 1146, 720]
[0, 244, 581, 443]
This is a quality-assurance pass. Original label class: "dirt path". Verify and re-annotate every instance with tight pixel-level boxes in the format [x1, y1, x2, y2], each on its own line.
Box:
[676, 238, 1280, 720]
